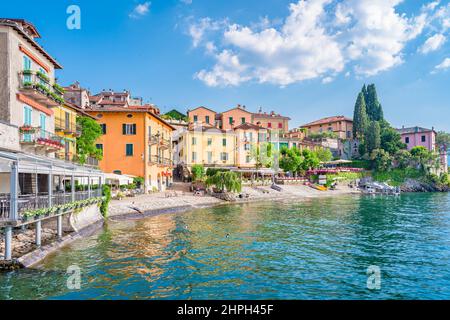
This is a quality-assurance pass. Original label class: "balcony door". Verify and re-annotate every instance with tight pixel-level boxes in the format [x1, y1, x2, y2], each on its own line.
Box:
[23, 56, 31, 83]
[40, 114, 46, 138]
[23, 106, 32, 142]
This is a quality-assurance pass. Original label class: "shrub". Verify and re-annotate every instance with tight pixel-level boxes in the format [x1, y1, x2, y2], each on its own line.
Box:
[206, 171, 242, 193]
[100, 185, 111, 218]
[206, 168, 229, 177]
[191, 164, 205, 181]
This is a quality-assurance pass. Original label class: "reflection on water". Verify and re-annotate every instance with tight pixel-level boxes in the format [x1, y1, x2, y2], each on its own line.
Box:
[1, 193, 450, 299]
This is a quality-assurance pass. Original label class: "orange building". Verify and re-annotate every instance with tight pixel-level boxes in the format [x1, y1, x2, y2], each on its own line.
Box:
[86, 107, 175, 192]
[301, 116, 353, 140]
[187, 106, 217, 126]
[220, 105, 253, 130]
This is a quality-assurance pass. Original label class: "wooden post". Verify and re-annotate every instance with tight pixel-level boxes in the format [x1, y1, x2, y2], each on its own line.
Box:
[57, 215, 62, 240]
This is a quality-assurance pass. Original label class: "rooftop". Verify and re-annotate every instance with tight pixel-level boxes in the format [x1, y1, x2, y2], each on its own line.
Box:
[234, 123, 266, 131]
[301, 116, 353, 127]
[397, 126, 436, 134]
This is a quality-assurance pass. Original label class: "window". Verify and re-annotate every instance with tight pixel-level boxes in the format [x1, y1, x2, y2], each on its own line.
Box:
[23, 56, 31, 82]
[246, 155, 251, 163]
[113, 170, 122, 175]
[96, 144, 103, 155]
[405, 137, 410, 144]
[39, 114, 46, 138]
[421, 135, 426, 142]
[126, 144, 134, 156]
[220, 152, 229, 161]
[207, 151, 213, 163]
[39, 68, 47, 85]
[148, 126, 152, 137]
[122, 124, 136, 135]
[222, 138, 227, 147]
[241, 117, 246, 124]
[100, 124, 107, 134]
[207, 138, 212, 146]
[65, 112, 70, 130]
[328, 127, 333, 132]
[346, 131, 351, 139]
[278, 123, 283, 129]
[193, 115, 198, 122]
[244, 143, 251, 151]
[229, 117, 233, 125]
[268, 122, 272, 128]
[192, 152, 197, 162]
[192, 137, 197, 145]
[205, 116, 210, 124]
[23, 106, 32, 127]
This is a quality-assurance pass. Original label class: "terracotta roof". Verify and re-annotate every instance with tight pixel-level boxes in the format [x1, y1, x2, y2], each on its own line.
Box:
[0, 19, 62, 69]
[85, 107, 176, 130]
[253, 112, 291, 120]
[234, 123, 266, 131]
[188, 106, 217, 114]
[222, 106, 253, 115]
[397, 126, 436, 134]
[301, 116, 353, 127]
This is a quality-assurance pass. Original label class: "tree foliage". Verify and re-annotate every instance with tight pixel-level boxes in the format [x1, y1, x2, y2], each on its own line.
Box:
[436, 131, 450, 151]
[363, 84, 384, 122]
[191, 164, 205, 181]
[251, 142, 275, 169]
[316, 148, 333, 162]
[279, 146, 302, 173]
[352, 92, 369, 140]
[366, 121, 381, 154]
[76, 116, 103, 164]
[206, 171, 242, 193]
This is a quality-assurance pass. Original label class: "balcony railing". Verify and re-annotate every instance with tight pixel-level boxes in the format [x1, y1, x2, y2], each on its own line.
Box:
[149, 155, 173, 167]
[55, 117, 81, 136]
[19, 71, 64, 107]
[0, 189, 102, 221]
[19, 127, 65, 151]
[149, 134, 171, 149]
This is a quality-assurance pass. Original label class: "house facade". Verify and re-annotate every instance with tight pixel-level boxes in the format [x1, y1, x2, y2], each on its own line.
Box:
[234, 123, 268, 168]
[253, 110, 290, 132]
[301, 116, 353, 140]
[86, 107, 175, 192]
[0, 18, 64, 156]
[397, 126, 436, 152]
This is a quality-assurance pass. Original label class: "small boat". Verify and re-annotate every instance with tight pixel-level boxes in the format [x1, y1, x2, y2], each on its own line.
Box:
[311, 184, 328, 191]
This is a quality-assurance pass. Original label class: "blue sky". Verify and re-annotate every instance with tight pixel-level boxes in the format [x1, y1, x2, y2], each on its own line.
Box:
[3, 0, 449, 130]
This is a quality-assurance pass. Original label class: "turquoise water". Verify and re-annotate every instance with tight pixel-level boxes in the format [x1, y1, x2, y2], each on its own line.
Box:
[1, 193, 450, 300]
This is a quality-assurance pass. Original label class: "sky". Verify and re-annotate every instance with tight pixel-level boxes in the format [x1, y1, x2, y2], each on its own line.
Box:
[2, 0, 449, 130]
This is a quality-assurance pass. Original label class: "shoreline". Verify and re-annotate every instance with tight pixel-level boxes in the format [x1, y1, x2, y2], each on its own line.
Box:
[2, 184, 360, 270]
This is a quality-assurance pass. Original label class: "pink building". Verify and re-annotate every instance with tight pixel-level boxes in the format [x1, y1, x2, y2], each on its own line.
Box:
[397, 126, 436, 152]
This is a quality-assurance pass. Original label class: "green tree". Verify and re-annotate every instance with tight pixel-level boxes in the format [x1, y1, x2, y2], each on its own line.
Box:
[410, 146, 437, 172]
[298, 149, 320, 173]
[206, 171, 242, 193]
[316, 148, 333, 162]
[251, 142, 274, 169]
[380, 122, 406, 155]
[352, 92, 369, 141]
[191, 164, 205, 181]
[366, 121, 381, 154]
[364, 84, 384, 121]
[436, 131, 450, 151]
[370, 149, 392, 172]
[76, 116, 103, 164]
[394, 149, 412, 169]
[279, 146, 302, 173]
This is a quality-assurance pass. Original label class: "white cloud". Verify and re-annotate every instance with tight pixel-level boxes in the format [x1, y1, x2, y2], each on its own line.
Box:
[434, 57, 450, 71]
[188, 0, 444, 87]
[129, 2, 151, 19]
[419, 33, 446, 54]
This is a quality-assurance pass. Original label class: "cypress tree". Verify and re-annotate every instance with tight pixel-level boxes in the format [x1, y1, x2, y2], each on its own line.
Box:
[365, 84, 383, 121]
[352, 92, 368, 140]
[366, 121, 381, 154]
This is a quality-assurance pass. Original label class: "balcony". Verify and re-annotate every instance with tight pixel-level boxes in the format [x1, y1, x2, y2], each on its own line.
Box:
[55, 117, 82, 136]
[19, 126, 65, 151]
[149, 134, 171, 149]
[149, 155, 173, 167]
[18, 71, 65, 107]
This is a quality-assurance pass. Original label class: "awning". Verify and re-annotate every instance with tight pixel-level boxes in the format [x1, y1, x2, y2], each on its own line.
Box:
[104, 173, 134, 185]
[0, 149, 104, 177]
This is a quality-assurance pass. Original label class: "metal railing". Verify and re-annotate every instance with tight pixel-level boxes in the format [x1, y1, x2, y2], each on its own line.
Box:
[0, 189, 102, 221]
[19, 127, 65, 149]
[149, 155, 173, 166]
[19, 71, 64, 105]
[149, 134, 171, 148]
[55, 117, 81, 135]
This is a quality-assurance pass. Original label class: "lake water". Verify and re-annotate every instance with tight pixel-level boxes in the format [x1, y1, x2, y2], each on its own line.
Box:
[1, 193, 450, 300]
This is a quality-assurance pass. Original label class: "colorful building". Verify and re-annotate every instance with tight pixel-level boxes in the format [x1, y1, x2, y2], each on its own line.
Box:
[0, 18, 65, 156]
[397, 126, 436, 152]
[177, 125, 237, 169]
[86, 106, 175, 192]
[301, 116, 353, 140]
[234, 123, 268, 168]
[253, 109, 291, 132]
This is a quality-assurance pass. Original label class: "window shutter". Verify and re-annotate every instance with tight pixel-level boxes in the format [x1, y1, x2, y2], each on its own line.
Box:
[133, 124, 137, 135]
[122, 124, 126, 135]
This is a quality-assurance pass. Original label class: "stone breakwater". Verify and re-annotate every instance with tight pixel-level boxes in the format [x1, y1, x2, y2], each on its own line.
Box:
[401, 179, 450, 193]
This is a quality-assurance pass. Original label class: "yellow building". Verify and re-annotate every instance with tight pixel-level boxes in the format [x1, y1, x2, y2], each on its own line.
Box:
[54, 102, 79, 161]
[179, 126, 236, 168]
